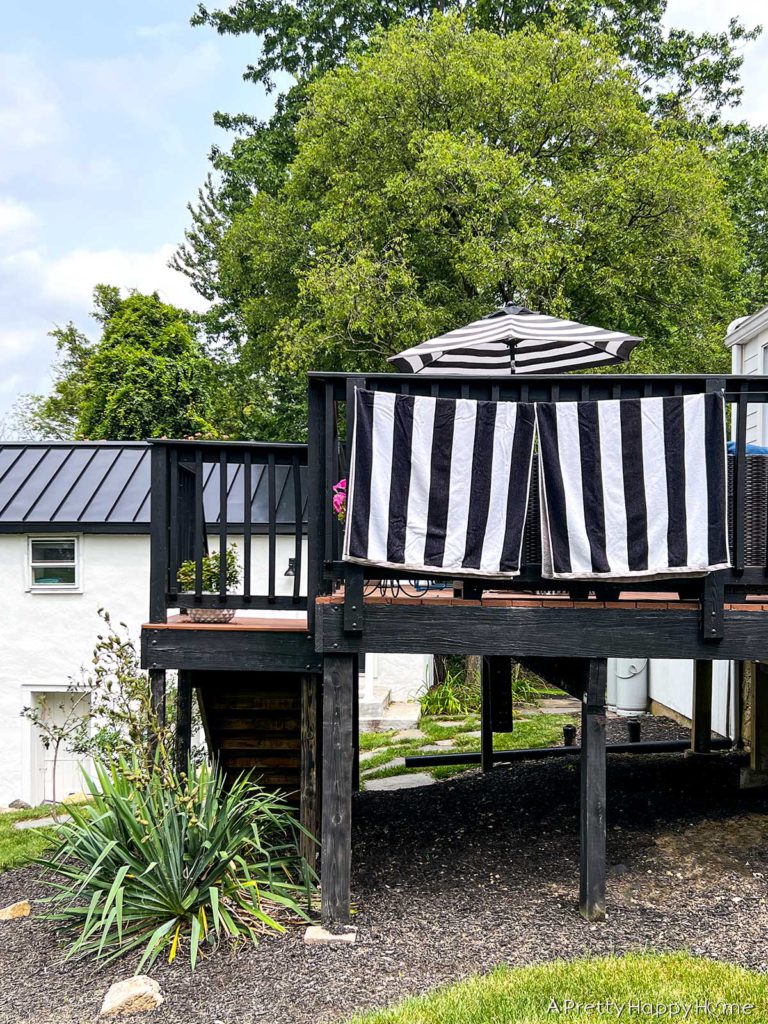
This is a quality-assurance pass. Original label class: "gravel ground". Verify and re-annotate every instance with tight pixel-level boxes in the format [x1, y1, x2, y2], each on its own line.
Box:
[1, 716, 768, 1024]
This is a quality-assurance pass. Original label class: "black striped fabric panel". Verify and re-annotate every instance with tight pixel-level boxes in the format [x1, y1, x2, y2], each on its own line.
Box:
[344, 389, 536, 576]
[536, 393, 730, 580]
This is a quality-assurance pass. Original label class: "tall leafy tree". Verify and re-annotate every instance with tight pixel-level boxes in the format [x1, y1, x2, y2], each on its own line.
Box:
[29, 287, 220, 441]
[213, 17, 743, 436]
[175, 1, 760, 306]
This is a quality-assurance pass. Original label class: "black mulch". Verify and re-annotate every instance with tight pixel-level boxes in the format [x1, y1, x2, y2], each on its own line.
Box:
[2, 716, 768, 1024]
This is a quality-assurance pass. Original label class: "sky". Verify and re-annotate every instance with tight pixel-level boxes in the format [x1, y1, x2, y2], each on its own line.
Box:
[0, 0, 766, 423]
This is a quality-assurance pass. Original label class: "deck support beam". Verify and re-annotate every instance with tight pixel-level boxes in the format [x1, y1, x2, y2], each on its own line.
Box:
[691, 660, 713, 753]
[321, 654, 355, 927]
[175, 669, 193, 774]
[579, 657, 607, 923]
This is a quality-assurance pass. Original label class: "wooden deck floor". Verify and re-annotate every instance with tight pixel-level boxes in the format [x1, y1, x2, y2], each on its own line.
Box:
[144, 613, 309, 631]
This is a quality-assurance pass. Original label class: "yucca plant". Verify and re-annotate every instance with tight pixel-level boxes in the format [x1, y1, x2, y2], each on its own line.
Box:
[39, 757, 316, 970]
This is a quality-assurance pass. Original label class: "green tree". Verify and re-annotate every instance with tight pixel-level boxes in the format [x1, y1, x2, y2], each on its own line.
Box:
[720, 125, 768, 309]
[175, 1, 759, 307]
[214, 17, 743, 434]
[29, 286, 220, 441]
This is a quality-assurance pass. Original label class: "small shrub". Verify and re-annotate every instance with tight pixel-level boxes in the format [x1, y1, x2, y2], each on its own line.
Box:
[177, 546, 240, 593]
[41, 757, 315, 970]
[421, 664, 480, 716]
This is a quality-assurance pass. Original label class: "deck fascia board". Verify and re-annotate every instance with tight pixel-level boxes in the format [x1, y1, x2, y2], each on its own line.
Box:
[315, 602, 768, 661]
[141, 625, 320, 673]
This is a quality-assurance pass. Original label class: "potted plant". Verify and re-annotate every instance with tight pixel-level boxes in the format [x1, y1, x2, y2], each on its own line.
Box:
[176, 546, 241, 623]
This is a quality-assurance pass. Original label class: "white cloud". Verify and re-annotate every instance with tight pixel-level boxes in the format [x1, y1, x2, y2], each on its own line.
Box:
[41, 244, 209, 313]
[0, 198, 38, 236]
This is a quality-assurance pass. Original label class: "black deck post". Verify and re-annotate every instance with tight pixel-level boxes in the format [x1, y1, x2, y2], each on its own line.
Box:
[300, 673, 321, 868]
[148, 669, 166, 755]
[175, 670, 193, 775]
[321, 654, 355, 927]
[691, 660, 713, 753]
[481, 657, 494, 772]
[579, 657, 607, 922]
[149, 443, 169, 624]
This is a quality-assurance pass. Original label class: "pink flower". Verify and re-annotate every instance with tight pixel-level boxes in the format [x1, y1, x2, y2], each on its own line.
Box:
[333, 479, 347, 522]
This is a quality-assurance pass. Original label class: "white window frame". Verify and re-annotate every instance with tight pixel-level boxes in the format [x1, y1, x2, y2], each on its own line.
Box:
[27, 536, 80, 593]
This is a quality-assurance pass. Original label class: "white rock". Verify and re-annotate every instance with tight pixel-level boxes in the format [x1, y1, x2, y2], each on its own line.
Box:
[0, 900, 30, 920]
[304, 925, 357, 945]
[100, 977, 164, 1016]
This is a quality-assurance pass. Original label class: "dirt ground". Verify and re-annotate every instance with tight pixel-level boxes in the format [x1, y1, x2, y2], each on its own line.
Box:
[1, 717, 767, 1024]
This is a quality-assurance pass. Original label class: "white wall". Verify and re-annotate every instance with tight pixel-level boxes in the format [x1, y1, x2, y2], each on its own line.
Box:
[0, 533, 150, 806]
[649, 659, 735, 739]
[0, 531, 424, 804]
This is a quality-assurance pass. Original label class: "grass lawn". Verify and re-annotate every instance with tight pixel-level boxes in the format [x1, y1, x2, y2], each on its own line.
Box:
[349, 952, 768, 1023]
[0, 806, 66, 872]
[360, 713, 578, 785]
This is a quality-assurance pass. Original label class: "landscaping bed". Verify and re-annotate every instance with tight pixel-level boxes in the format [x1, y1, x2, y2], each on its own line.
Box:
[1, 716, 767, 1023]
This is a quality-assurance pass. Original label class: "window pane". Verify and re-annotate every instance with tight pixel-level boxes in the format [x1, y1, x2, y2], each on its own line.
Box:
[31, 540, 75, 563]
[32, 565, 76, 585]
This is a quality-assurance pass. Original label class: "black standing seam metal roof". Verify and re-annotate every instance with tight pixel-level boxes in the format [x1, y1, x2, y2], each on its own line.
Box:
[0, 443, 308, 532]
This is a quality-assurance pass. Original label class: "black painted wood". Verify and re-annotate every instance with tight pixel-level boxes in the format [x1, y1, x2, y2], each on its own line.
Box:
[315, 603, 768, 661]
[148, 668, 166, 757]
[481, 657, 494, 773]
[300, 674, 320, 868]
[691, 661, 713, 753]
[321, 654, 355, 926]
[488, 656, 513, 731]
[580, 658, 607, 923]
[307, 381, 326, 634]
[343, 376, 365, 635]
[149, 445, 169, 622]
[175, 669, 193, 775]
[352, 654, 360, 792]
[141, 628, 321, 673]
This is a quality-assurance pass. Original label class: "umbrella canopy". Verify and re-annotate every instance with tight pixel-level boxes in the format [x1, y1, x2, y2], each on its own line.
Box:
[388, 305, 642, 375]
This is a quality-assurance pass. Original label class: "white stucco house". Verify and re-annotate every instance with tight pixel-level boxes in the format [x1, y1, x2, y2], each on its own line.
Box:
[0, 442, 428, 807]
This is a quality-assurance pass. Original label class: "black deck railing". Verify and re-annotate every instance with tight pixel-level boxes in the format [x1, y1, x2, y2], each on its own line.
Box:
[307, 372, 768, 638]
[148, 440, 308, 621]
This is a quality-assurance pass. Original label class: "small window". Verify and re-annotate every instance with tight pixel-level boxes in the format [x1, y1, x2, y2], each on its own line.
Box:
[29, 538, 79, 590]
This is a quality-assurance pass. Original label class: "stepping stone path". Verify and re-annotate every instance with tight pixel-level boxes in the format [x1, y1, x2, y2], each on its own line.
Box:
[14, 815, 70, 831]
[434, 738, 455, 748]
[434, 721, 467, 728]
[359, 748, 387, 763]
[393, 729, 425, 741]
[362, 757, 406, 775]
[365, 773, 435, 791]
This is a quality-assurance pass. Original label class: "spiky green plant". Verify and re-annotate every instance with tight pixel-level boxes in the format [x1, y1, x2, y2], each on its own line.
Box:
[39, 757, 315, 970]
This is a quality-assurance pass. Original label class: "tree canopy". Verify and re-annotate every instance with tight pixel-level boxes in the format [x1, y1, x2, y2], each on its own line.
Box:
[29, 287, 220, 441]
[210, 16, 743, 433]
[175, 1, 761, 314]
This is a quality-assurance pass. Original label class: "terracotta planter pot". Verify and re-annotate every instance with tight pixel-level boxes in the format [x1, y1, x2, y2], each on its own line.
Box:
[187, 607, 236, 624]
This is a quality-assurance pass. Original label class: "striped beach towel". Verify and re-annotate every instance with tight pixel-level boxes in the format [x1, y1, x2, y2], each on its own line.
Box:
[344, 389, 536, 576]
[536, 393, 730, 580]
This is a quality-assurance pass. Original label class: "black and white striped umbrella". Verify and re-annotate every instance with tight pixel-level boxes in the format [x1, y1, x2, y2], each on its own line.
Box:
[389, 304, 642, 375]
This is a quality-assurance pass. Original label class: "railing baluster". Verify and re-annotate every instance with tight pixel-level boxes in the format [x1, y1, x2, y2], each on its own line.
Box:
[243, 451, 252, 601]
[268, 452, 277, 603]
[149, 445, 170, 622]
[324, 383, 336, 564]
[734, 385, 748, 572]
[169, 448, 179, 588]
[292, 452, 303, 603]
[219, 452, 228, 600]
[194, 449, 204, 600]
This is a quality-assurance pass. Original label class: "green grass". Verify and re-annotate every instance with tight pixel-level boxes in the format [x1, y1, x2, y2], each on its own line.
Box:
[360, 713, 578, 786]
[348, 952, 768, 1023]
[0, 805, 67, 872]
